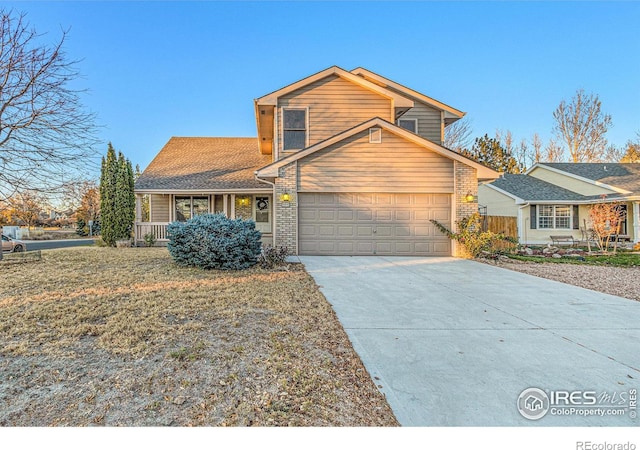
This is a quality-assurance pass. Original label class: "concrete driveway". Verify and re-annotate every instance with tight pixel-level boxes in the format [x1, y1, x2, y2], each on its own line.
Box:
[299, 256, 640, 426]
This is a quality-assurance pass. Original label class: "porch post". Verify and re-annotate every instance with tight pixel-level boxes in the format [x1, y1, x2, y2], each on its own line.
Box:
[135, 194, 142, 223]
[223, 194, 228, 218]
[231, 194, 236, 218]
[633, 201, 640, 244]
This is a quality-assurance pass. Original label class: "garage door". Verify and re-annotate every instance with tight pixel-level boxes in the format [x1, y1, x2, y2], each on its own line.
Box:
[298, 193, 451, 256]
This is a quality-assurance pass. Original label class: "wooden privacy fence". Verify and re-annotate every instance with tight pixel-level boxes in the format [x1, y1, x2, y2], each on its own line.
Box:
[484, 216, 518, 239]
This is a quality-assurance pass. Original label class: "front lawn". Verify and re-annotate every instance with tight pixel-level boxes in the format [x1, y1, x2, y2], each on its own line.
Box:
[507, 252, 640, 267]
[0, 247, 397, 426]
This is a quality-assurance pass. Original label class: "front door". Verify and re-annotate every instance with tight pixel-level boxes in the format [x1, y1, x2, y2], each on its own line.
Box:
[254, 196, 271, 233]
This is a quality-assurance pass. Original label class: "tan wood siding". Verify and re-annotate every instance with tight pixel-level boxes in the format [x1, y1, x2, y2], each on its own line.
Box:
[298, 192, 451, 256]
[400, 102, 442, 143]
[529, 167, 617, 196]
[277, 75, 391, 156]
[150, 194, 170, 222]
[478, 185, 518, 217]
[298, 129, 454, 192]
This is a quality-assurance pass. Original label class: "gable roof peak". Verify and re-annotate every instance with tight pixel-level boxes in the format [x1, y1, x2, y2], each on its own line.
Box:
[349, 67, 465, 120]
[255, 66, 414, 108]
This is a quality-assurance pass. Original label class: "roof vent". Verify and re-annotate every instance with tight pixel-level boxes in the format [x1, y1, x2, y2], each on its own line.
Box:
[369, 128, 382, 144]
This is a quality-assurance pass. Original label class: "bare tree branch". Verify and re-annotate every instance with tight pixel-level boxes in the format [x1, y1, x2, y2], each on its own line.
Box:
[544, 138, 565, 162]
[552, 89, 612, 162]
[0, 9, 100, 201]
[444, 117, 473, 152]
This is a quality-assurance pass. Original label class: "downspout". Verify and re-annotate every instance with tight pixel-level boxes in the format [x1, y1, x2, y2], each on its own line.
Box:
[518, 203, 530, 245]
[634, 201, 640, 244]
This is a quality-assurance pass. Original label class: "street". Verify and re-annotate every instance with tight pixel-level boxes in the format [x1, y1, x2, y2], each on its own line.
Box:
[19, 239, 96, 252]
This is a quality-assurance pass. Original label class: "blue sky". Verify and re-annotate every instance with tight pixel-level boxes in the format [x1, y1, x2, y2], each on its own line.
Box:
[6, 1, 640, 176]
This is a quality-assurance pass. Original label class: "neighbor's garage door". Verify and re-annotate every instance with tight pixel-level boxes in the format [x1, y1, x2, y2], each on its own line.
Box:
[298, 193, 451, 256]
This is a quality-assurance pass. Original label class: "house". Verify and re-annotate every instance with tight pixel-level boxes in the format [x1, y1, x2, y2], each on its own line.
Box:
[135, 66, 499, 256]
[478, 163, 640, 245]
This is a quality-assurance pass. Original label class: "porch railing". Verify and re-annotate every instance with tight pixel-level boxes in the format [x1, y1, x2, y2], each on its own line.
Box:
[135, 222, 169, 243]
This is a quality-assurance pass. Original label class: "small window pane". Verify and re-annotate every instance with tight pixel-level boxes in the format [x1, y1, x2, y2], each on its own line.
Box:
[539, 217, 553, 229]
[192, 197, 209, 216]
[398, 119, 417, 133]
[539, 205, 554, 216]
[284, 130, 306, 150]
[175, 197, 191, 221]
[556, 217, 570, 229]
[284, 110, 305, 129]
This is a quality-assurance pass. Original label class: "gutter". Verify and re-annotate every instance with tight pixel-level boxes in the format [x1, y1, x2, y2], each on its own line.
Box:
[518, 203, 530, 245]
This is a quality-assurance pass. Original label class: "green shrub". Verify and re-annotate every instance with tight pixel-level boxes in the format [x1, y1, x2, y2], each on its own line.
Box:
[431, 213, 518, 258]
[76, 218, 87, 236]
[143, 232, 157, 247]
[167, 213, 262, 270]
[257, 245, 289, 269]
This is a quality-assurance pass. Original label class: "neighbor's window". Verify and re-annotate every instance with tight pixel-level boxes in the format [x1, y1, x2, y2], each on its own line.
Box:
[538, 205, 571, 229]
[175, 196, 209, 221]
[397, 118, 418, 133]
[283, 109, 306, 150]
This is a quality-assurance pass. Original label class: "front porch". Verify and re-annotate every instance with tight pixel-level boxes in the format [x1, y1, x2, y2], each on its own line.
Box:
[134, 191, 274, 247]
[517, 200, 640, 246]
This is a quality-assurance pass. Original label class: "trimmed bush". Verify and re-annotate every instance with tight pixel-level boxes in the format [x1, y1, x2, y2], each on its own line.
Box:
[167, 213, 262, 270]
[257, 245, 289, 269]
[431, 212, 518, 258]
[143, 232, 157, 247]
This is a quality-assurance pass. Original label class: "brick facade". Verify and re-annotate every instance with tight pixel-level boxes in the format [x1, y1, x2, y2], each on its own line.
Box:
[454, 161, 479, 257]
[274, 162, 298, 254]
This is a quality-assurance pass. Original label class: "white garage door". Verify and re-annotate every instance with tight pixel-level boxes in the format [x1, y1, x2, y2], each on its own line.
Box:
[298, 193, 451, 256]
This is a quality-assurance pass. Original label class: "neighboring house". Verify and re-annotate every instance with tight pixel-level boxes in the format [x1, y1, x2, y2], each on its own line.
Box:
[478, 163, 640, 245]
[135, 66, 499, 256]
[48, 209, 76, 222]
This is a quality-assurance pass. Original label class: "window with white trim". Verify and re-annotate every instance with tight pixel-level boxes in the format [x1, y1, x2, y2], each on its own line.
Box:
[283, 109, 306, 150]
[175, 196, 209, 221]
[397, 118, 418, 133]
[538, 205, 571, 229]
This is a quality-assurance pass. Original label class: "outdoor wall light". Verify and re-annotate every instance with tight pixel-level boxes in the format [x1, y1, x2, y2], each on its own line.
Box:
[464, 192, 475, 203]
[280, 192, 291, 202]
[237, 197, 250, 207]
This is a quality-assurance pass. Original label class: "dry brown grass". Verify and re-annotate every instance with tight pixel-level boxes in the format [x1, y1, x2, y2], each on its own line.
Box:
[0, 247, 398, 426]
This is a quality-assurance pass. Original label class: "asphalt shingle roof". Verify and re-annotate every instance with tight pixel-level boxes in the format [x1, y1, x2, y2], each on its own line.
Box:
[541, 163, 640, 194]
[135, 137, 272, 191]
[490, 174, 587, 202]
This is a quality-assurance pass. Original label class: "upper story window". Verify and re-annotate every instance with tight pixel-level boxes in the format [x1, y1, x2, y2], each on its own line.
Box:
[397, 118, 418, 133]
[283, 108, 307, 150]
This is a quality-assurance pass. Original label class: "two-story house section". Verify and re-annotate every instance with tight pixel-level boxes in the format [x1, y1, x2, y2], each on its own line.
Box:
[135, 66, 498, 256]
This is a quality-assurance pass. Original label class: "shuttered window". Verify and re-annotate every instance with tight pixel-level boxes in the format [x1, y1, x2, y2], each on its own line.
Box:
[537, 205, 572, 229]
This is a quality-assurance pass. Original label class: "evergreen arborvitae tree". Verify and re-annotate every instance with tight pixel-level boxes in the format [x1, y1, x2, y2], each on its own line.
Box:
[99, 143, 118, 246]
[114, 152, 135, 240]
[99, 143, 135, 246]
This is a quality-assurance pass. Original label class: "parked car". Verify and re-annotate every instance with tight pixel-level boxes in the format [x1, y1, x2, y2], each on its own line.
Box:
[1, 234, 26, 252]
